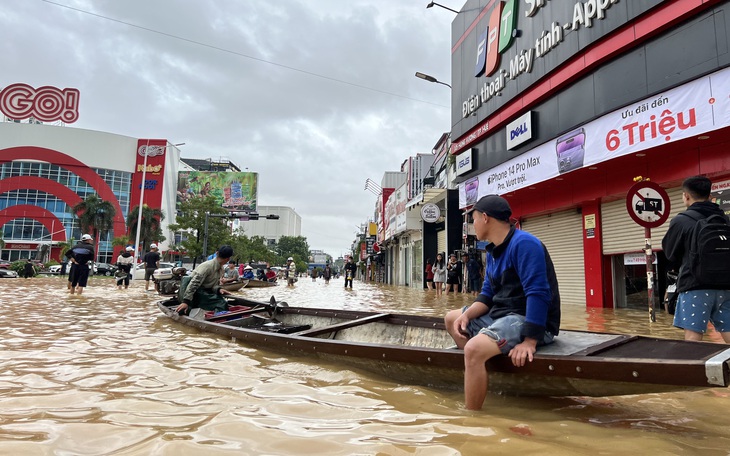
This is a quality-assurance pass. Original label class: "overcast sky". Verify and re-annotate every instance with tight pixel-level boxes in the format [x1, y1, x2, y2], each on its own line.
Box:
[1, 0, 454, 258]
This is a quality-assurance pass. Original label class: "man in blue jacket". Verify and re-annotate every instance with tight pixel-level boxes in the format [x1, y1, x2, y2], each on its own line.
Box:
[444, 195, 561, 410]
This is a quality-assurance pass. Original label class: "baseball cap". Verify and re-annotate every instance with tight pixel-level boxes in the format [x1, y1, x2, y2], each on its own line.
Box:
[244, 265, 253, 270]
[81, 234, 93, 241]
[287, 257, 293, 261]
[125, 246, 134, 251]
[467, 194, 512, 222]
[149, 243, 158, 249]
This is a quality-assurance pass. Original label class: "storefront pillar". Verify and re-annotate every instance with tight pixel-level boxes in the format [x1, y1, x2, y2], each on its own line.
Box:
[581, 199, 608, 308]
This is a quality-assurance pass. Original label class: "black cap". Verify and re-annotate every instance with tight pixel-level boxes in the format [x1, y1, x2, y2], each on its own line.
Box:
[468, 194, 511, 221]
[218, 245, 234, 259]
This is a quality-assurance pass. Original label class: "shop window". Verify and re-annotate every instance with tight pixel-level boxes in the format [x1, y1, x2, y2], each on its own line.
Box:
[612, 252, 669, 310]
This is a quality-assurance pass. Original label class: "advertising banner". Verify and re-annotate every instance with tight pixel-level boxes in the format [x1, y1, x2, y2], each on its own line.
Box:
[131, 139, 167, 213]
[177, 171, 258, 211]
[395, 184, 407, 234]
[459, 67, 730, 208]
[711, 179, 730, 217]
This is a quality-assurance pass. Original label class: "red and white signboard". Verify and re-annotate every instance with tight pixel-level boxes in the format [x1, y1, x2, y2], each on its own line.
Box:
[0, 83, 80, 123]
[129, 139, 168, 212]
[458, 66, 730, 207]
[626, 180, 671, 228]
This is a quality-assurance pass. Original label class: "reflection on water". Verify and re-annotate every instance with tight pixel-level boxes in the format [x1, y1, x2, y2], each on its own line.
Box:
[1, 276, 729, 454]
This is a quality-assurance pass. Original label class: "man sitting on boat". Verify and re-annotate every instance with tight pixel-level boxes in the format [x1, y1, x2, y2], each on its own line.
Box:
[444, 195, 561, 410]
[175, 245, 234, 315]
[221, 260, 240, 284]
[265, 268, 277, 283]
[241, 265, 255, 280]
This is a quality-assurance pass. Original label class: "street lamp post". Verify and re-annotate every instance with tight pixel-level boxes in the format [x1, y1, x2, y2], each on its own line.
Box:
[426, 2, 459, 14]
[132, 141, 184, 279]
[415, 72, 452, 89]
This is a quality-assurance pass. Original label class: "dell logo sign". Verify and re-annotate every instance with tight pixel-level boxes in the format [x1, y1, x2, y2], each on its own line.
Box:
[510, 123, 528, 140]
[506, 111, 533, 150]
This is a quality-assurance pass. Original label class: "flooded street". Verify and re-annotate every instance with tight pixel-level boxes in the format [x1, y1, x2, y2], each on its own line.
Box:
[2, 276, 730, 455]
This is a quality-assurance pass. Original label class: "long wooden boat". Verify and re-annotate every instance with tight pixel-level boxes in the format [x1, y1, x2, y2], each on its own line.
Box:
[244, 279, 276, 288]
[220, 280, 248, 292]
[157, 295, 730, 397]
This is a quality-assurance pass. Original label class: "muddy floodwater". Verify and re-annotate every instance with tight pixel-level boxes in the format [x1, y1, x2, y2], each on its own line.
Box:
[1, 275, 730, 455]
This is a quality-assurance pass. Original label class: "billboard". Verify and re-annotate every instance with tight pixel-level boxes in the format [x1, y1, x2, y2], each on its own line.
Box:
[131, 139, 168, 212]
[177, 171, 258, 211]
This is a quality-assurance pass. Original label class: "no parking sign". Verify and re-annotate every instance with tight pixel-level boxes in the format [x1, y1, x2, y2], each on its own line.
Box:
[626, 180, 671, 228]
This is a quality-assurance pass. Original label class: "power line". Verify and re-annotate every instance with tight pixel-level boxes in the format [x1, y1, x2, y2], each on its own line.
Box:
[40, 0, 449, 108]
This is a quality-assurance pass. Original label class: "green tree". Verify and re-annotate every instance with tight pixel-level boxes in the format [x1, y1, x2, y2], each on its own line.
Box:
[276, 236, 310, 264]
[58, 238, 74, 260]
[229, 233, 277, 265]
[72, 194, 117, 262]
[127, 204, 165, 254]
[168, 195, 230, 266]
[112, 235, 132, 249]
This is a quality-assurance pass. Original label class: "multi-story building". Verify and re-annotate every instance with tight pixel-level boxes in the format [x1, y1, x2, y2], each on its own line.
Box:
[0, 115, 181, 263]
[450, 1, 730, 309]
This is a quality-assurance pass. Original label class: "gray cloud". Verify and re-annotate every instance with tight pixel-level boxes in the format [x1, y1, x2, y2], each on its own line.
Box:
[2, 0, 453, 257]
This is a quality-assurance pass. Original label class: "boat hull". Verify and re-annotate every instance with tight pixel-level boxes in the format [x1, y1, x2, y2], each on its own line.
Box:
[157, 297, 730, 397]
[244, 279, 276, 288]
[220, 280, 248, 292]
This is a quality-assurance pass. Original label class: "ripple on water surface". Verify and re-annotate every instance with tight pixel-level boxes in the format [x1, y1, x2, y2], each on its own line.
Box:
[0, 276, 729, 454]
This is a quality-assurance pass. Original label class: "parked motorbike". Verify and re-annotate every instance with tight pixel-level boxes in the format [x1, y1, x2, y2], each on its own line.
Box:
[664, 271, 678, 315]
[154, 267, 188, 296]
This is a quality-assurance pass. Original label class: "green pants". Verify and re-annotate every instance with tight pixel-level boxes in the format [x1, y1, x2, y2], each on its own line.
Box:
[178, 276, 228, 313]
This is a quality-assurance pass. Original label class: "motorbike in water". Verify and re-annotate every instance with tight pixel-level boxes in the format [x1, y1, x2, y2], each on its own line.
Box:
[153, 266, 188, 296]
[664, 271, 678, 315]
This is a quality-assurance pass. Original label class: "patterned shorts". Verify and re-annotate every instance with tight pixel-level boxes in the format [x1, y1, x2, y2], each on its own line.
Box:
[673, 290, 730, 333]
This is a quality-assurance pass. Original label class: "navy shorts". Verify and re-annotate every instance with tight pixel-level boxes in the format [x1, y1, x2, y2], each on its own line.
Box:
[72, 264, 90, 287]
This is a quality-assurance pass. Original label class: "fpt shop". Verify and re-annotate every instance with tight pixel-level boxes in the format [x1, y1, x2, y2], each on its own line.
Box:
[449, 0, 730, 309]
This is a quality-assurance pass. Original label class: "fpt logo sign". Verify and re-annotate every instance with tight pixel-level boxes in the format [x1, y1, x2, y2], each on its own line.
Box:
[474, 0, 517, 78]
[0, 83, 80, 123]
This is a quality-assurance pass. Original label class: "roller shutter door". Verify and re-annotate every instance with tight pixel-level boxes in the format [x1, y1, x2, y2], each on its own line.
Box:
[602, 187, 683, 255]
[521, 210, 585, 307]
[437, 229, 447, 257]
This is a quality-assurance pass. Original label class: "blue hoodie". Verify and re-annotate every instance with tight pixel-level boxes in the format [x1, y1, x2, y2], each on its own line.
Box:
[476, 226, 561, 340]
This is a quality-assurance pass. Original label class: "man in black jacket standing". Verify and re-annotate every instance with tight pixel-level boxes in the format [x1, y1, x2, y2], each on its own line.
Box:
[343, 256, 357, 289]
[662, 176, 730, 343]
[66, 234, 95, 295]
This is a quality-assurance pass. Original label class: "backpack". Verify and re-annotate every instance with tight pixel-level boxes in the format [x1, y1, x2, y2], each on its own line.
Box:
[682, 210, 730, 288]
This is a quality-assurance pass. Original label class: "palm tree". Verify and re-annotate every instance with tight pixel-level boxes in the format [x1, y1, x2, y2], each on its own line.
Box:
[127, 204, 165, 253]
[72, 194, 117, 263]
[58, 239, 74, 259]
[112, 235, 131, 249]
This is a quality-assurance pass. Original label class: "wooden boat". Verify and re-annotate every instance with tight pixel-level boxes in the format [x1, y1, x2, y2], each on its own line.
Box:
[220, 280, 248, 292]
[157, 295, 730, 397]
[244, 279, 276, 288]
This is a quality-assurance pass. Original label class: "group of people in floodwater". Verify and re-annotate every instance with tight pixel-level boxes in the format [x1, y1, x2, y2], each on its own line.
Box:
[425, 252, 484, 297]
[219, 260, 278, 284]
